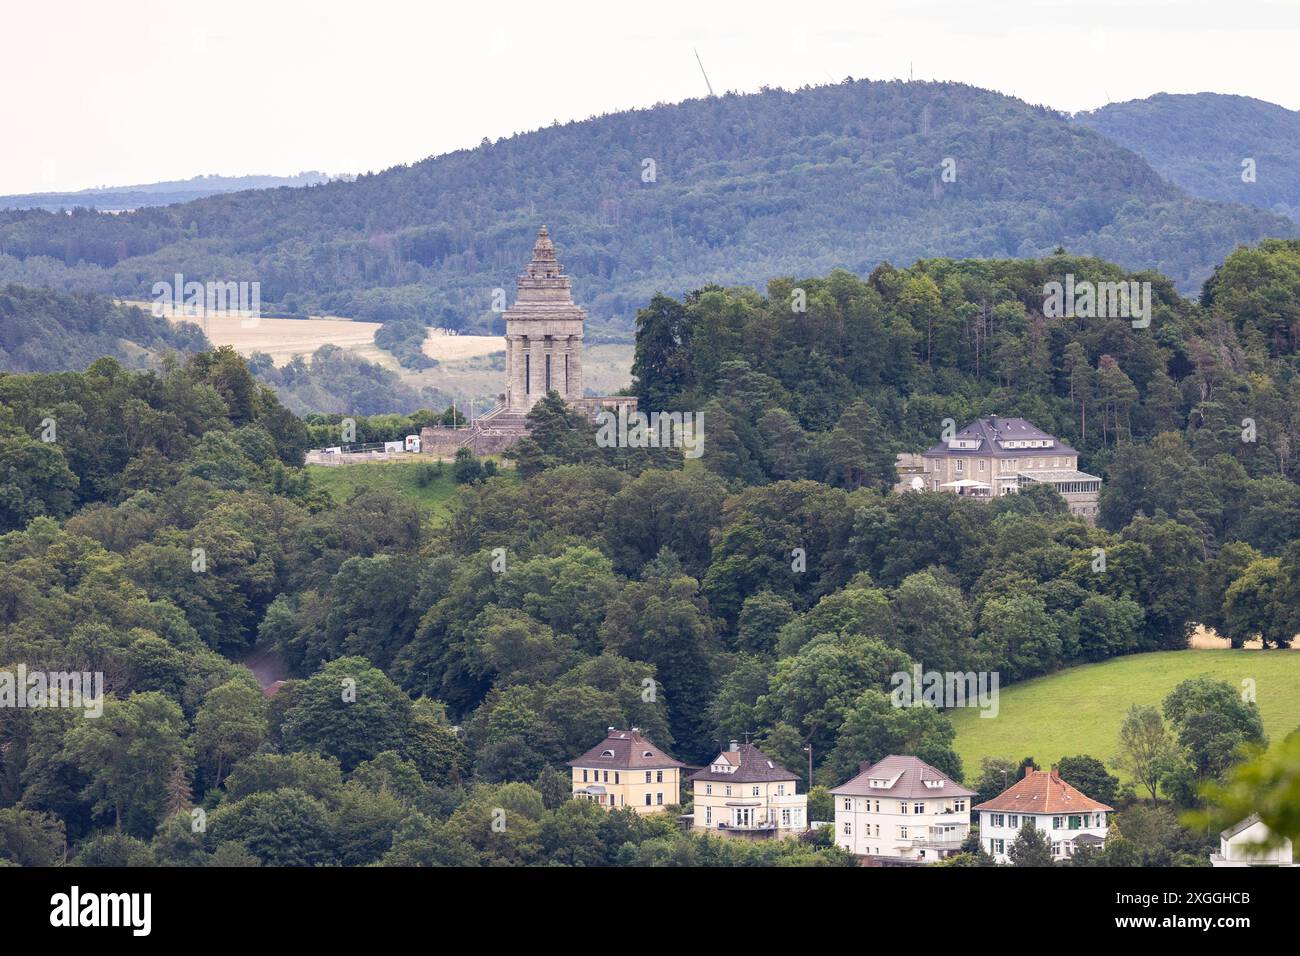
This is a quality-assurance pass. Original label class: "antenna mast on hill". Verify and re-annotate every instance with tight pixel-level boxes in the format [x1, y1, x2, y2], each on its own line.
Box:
[694, 48, 715, 97]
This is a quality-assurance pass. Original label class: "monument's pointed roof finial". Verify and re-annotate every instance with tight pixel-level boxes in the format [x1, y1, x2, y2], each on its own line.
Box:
[528, 223, 559, 275]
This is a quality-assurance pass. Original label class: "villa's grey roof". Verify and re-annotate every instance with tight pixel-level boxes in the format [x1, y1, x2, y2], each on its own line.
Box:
[689, 743, 800, 783]
[1220, 814, 1263, 841]
[1073, 833, 1106, 845]
[830, 755, 976, 798]
[922, 416, 1079, 459]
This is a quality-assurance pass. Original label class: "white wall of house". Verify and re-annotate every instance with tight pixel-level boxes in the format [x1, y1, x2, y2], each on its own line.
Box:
[980, 811, 1108, 863]
[834, 794, 971, 862]
[1212, 819, 1295, 866]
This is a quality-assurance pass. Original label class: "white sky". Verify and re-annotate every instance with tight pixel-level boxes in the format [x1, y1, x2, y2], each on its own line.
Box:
[3, 0, 1297, 194]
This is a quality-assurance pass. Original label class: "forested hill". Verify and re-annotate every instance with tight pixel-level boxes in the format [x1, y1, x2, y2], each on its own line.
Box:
[0, 80, 1293, 334]
[1075, 93, 1300, 222]
[0, 284, 208, 372]
[0, 171, 331, 213]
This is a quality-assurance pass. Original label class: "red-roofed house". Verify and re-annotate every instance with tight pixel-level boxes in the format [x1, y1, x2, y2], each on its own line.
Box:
[973, 765, 1112, 862]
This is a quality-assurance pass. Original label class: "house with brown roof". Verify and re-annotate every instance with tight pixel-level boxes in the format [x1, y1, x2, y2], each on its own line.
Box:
[567, 727, 685, 814]
[904, 415, 1102, 522]
[830, 755, 975, 862]
[973, 765, 1112, 862]
[689, 741, 808, 838]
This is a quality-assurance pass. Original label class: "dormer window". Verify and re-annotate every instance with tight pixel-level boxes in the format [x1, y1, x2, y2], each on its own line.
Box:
[642, 751, 654, 758]
[601, 750, 615, 757]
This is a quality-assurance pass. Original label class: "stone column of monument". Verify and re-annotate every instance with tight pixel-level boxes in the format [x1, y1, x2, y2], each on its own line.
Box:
[502, 225, 586, 412]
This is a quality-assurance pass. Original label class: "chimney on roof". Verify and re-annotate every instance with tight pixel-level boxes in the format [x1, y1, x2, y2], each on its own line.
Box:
[607, 726, 615, 735]
[729, 740, 739, 752]
[631, 726, 639, 734]
[1050, 766, 1060, 782]
[1024, 765, 1034, 779]
[990, 414, 998, 427]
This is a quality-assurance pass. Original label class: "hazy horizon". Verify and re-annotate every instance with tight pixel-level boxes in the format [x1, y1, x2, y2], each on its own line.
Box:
[5, 0, 1298, 195]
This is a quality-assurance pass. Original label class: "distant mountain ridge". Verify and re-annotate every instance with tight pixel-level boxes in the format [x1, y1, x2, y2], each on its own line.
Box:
[0, 80, 1293, 332]
[0, 171, 332, 212]
[1074, 93, 1300, 222]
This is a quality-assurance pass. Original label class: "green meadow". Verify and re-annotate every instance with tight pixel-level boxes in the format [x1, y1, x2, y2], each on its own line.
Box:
[949, 649, 1300, 781]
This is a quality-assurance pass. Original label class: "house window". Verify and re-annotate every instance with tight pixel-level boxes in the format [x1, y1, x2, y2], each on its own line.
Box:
[777, 784, 785, 796]
[705, 806, 712, 825]
[656, 771, 663, 783]
[657, 792, 663, 805]
[1068, 815, 1082, 829]
[979, 460, 985, 472]
[1008, 815, 1018, 828]
[900, 802, 909, 814]
[991, 814, 1004, 827]
[914, 802, 925, 815]
[843, 798, 852, 811]
[955, 459, 964, 473]
[645, 794, 652, 806]
[843, 821, 852, 836]
[782, 809, 792, 827]
[603, 771, 609, 783]
[582, 770, 588, 782]
[991, 839, 1004, 854]
[1053, 816, 1064, 829]
[724, 785, 732, 797]
[752, 787, 760, 797]
[874, 800, 881, 813]
[899, 826, 908, 839]
[954, 799, 965, 812]
[645, 772, 651, 783]
[705, 784, 712, 796]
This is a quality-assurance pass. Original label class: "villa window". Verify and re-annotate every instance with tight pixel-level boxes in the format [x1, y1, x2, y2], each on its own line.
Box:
[657, 792, 663, 805]
[1068, 815, 1082, 829]
[777, 784, 785, 796]
[645, 794, 652, 806]
[724, 785, 732, 797]
[603, 771, 609, 783]
[645, 772, 651, 783]
[705, 807, 712, 825]
[899, 826, 908, 839]
[705, 784, 712, 795]
[657, 771, 663, 783]
[954, 799, 966, 812]
[752, 787, 760, 797]
[955, 459, 964, 472]
[843, 798, 852, 811]
[1009, 815, 1018, 828]
[1053, 816, 1064, 829]
[900, 802, 909, 814]
[614, 772, 619, 784]
[991, 814, 1004, 827]
[914, 802, 925, 814]
[843, 821, 852, 836]
[582, 770, 588, 782]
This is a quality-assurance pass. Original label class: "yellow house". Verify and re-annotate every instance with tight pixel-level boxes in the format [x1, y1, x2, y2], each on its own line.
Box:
[567, 728, 684, 814]
[689, 741, 808, 838]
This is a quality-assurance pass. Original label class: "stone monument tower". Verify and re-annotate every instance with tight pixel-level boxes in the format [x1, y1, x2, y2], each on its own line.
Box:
[504, 225, 585, 412]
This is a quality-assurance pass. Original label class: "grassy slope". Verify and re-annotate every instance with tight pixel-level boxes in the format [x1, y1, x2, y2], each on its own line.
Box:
[307, 459, 467, 522]
[949, 650, 1300, 780]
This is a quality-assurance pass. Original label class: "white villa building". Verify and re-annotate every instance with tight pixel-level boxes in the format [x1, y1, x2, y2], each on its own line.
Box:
[1211, 815, 1296, 867]
[830, 755, 976, 862]
[974, 766, 1112, 863]
[689, 741, 808, 838]
[899, 415, 1103, 522]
